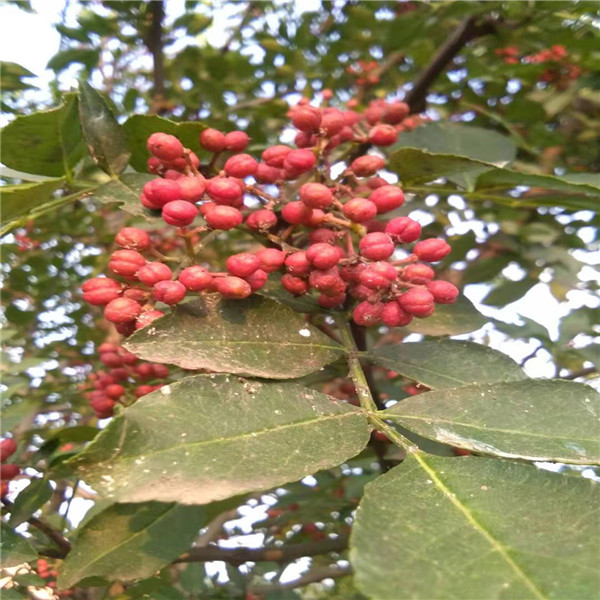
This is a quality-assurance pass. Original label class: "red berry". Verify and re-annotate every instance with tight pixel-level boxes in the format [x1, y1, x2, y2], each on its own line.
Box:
[105, 384, 125, 400]
[147, 156, 162, 174]
[115, 227, 151, 251]
[385, 217, 422, 243]
[256, 248, 286, 272]
[350, 155, 385, 177]
[299, 183, 333, 209]
[317, 293, 346, 308]
[381, 302, 412, 327]
[98, 342, 119, 354]
[100, 352, 123, 368]
[135, 309, 164, 329]
[281, 274, 309, 296]
[383, 102, 409, 124]
[291, 105, 322, 132]
[82, 277, 122, 306]
[104, 298, 143, 323]
[398, 288, 435, 317]
[224, 154, 259, 178]
[135, 385, 155, 398]
[283, 149, 316, 174]
[147, 133, 184, 161]
[340, 263, 366, 283]
[320, 108, 345, 136]
[137, 262, 173, 286]
[245, 269, 268, 291]
[306, 209, 325, 228]
[123, 288, 149, 303]
[224, 131, 249, 152]
[413, 238, 451, 262]
[308, 267, 343, 293]
[309, 228, 337, 244]
[109, 250, 146, 278]
[204, 206, 243, 230]
[359, 232, 395, 261]
[206, 177, 243, 205]
[178, 266, 213, 291]
[295, 131, 317, 148]
[226, 253, 261, 278]
[162, 200, 198, 227]
[285, 251, 311, 276]
[368, 185, 405, 214]
[427, 280, 459, 304]
[153, 280, 186, 305]
[1, 464, 20, 481]
[401, 263, 435, 284]
[343, 198, 378, 223]
[359, 262, 397, 289]
[214, 276, 252, 299]
[353, 301, 384, 326]
[306, 243, 340, 270]
[177, 176, 206, 202]
[142, 178, 181, 209]
[368, 124, 398, 146]
[200, 128, 226, 153]
[281, 201, 313, 225]
[0, 439, 17, 462]
[246, 209, 278, 231]
[262, 145, 292, 168]
[255, 163, 281, 184]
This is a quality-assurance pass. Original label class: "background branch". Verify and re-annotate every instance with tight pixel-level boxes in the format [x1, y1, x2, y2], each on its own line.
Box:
[249, 565, 352, 593]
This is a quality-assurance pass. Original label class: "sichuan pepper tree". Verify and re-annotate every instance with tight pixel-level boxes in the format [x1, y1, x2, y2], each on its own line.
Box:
[1, 2, 599, 599]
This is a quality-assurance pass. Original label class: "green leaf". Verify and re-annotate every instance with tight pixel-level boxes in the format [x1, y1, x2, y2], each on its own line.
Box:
[78, 82, 130, 176]
[68, 374, 369, 504]
[1, 93, 85, 177]
[47, 48, 100, 72]
[0, 178, 65, 223]
[396, 123, 516, 189]
[0, 522, 37, 567]
[367, 340, 526, 389]
[351, 455, 600, 600]
[58, 502, 207, 588]
[122, 115, 207, 172]
[124, 296, 345, 379]
[8, 478, 53, 527]
[91, 173, 156, 219]
[404, 295, 486, 336]
[1, 61, 36, 92]
[483, 278, 537, 307]
[384, 379, 600, 464]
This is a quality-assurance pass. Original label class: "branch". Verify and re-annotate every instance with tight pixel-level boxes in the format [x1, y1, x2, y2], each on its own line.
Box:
[1, 498, 71, 556]
[405, 15, 497, 113]
[145, 0, 166, 114]
[176, 535, 348, 566]
[561, 366, 597, 380]
[249, 565, 352, 593]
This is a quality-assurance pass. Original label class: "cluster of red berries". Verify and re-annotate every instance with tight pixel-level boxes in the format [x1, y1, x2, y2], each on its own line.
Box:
[82, 95, 457, 330]
[1, 437, 20, 496]
[346, 59, 382, 86]
[36, 559, 73, 597]
[82, 343, 168, 418]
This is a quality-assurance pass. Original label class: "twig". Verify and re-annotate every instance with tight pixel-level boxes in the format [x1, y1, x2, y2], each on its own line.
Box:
[145, 0, 166, 114]
[561, 366, 597, 380]
[195, 508, 239, 547]
[249, 565, 351, 593]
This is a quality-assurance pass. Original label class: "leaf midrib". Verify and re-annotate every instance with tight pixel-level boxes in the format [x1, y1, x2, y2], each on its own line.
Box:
[149, 339, 343, 352]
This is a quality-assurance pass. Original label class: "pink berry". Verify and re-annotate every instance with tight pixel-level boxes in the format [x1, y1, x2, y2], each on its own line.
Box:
[401, 263, 435, 285]
[204, 206, 243, 230]
[109, 250, 146, 278]
[398, 288, 435, 317]
[308, 267, 343, 293]
[368, 185, 405, 214]
[200, 128, 226, 153]
[281, 201, 313, 225]
[226, 253, 261, 278]
[224, 131, 249, 152]
[104, 298, 142, 324]
[246, 209, 278, 231]
[291, 105, 322, 132]
[135, 309, 165, 329]
[82, 277, 122, 306]
[142, 178, 181, 209]
[285, 251, 311, 276]
[413, 239, 451, 262]
[343, 198, 378, 223]
[147, 133, 184, 161]
[115, 227, 151, 251]
[256, 248, 286, 272]
[179, 266, 213, 291]
[427, 280, 459, 304]
[306, 243, 341, 270]
[254, 163, 281, 184]
[340, 263, 366, 283]
[0, 439, 17, 462]
[381, 302, 412, 327]
[177, 176, 206, 202]
[282, 274, 309, 296]
[385, 217, 421, 243]
[224, 154, 259, 178]
[1, 464, 21, 481]
[206, 178, 243, 205]
[383, 102, 409, 124]
[214, 276, 252, 299]
[295, 131, 317, 148]
[262, 145, 292, 168]
[368, 124, 398, 146]
[299, 183, 333, 209]
[350, 155, 386, 177]
[283, 149, 316, 173]
[137, 262, 172, 286]
[320, 108, 345, 136]
[359, 232, 395, 261]
[352, 301, 384, 326]
[317, 293, 346, 308]
[162, 200, 198, 227]
[309, 228, 338, 244]
[245, 269, 268, 291]
[153, 280, 186, 305]
[359, 262, 397, 289]
[105, 384, 125, 400]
